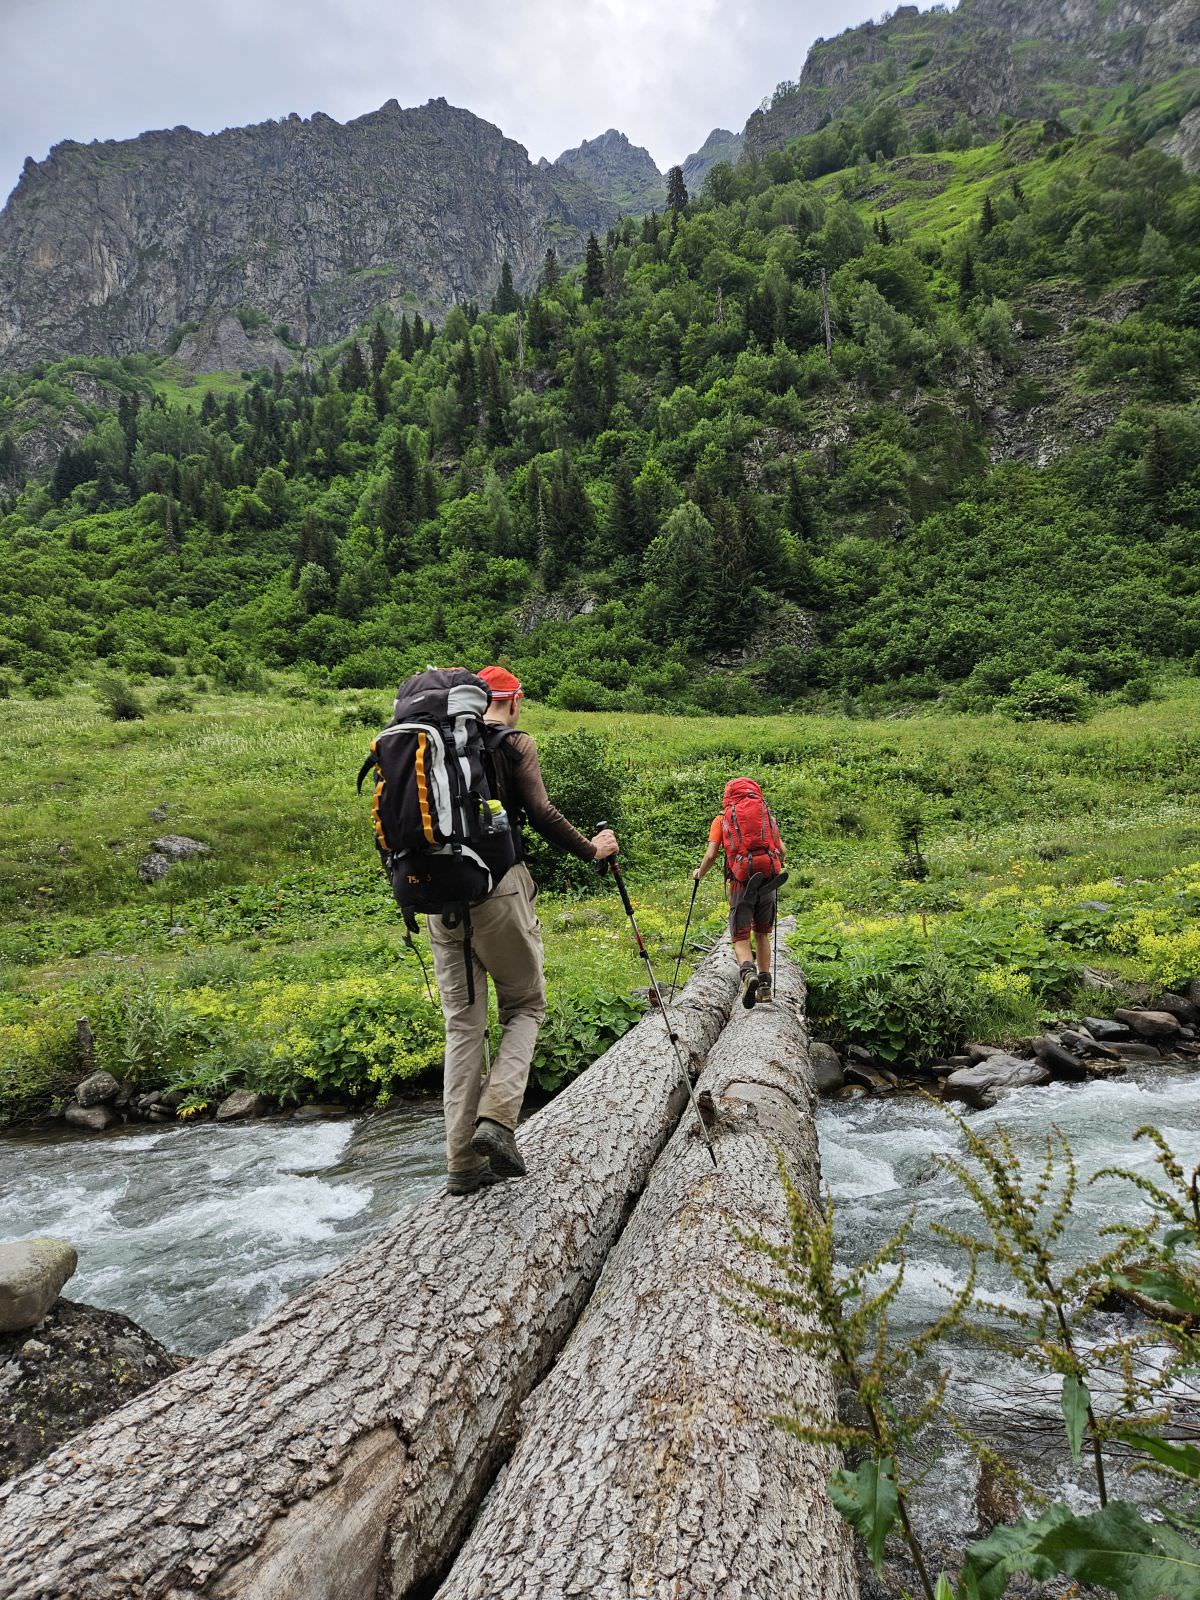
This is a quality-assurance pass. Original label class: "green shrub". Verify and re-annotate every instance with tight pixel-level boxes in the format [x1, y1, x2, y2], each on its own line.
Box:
[153, 686, 194, 712]
[531, 989, 645, 1092]
[95, 674, 146, 721]
[524, 730, 628, 893]
[999, 670, 1090, 722]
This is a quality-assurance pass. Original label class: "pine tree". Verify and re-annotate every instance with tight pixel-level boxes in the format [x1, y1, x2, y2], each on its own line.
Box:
[605, 460, 639, 560]
[340, 340, 368, 391]
[455, 337, 478, 443]
[569, 340, 599, 437]
[492, 259, 520, 314]
[666, 165, 689, 212]
[600, 347, 618, 422]
[223, 395, 240, 433]
[958, 247, 977, 301]
[1143, 421, 1176, 503]
[877, 212, 892, 246]
[480, 336, 509, 446]
[526, 296, 552, 353]
[369, 321, 390, 377]
[199, 391, 218, 426]
[372, 371, 389, 420]
[540, 247, 560, 293]
[979, 195, 997, 236]
[785, 462, 814, 540]
[413, 312, 426, 349]
[380, 431, 419, 574]
[399, 313, 415, 361]
[205, 482, 228, 534]
[1011, 175, 1026, 204]
[582, 234, 604, 304]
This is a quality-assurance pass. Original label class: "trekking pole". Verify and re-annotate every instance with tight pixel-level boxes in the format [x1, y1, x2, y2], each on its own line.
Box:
[669, 876, 700, 1002]
[596, 825, 718, 1169]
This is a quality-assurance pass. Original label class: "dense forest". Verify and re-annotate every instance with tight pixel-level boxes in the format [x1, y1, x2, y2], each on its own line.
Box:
[2, 112, 1199, 715]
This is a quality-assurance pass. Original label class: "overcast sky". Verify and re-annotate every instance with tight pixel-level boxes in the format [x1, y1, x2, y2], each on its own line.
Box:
[2, 0, 945, 205]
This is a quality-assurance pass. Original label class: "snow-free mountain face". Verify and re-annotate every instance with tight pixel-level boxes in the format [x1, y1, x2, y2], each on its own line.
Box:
[551, 128, 666, 214]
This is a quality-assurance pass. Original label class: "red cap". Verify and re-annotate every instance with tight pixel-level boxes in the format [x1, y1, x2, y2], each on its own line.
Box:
[478, 666, 523, 701]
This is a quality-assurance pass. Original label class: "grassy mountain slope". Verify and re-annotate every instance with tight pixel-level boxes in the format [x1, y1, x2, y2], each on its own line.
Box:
[1, 111, 1198, 717]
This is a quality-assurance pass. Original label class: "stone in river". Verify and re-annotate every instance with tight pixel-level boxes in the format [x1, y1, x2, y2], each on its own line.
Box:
[809, 1043, 845, 1096]
[0, 1238, 78, 1333]
[215, 1090, 269, 1121]
[1114, 1008, 1182, 1041]
[64, 1104, 118, 1132]
[944, 1055, 1051, 1110]
[1082, 1017, 1130, 1042]
[1033, 1037, 1089, 1080]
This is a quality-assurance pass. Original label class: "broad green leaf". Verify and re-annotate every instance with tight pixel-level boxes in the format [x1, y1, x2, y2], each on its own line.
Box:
[1038, 1499, 1200, 1600]
[963, 1507, 1070, 1600]
[934, 1575, 956, 1600]
[828, 1456, 899, 1575]
[1061, 1372, 1089, 1464]
[1118, 1428, 1200, 1483]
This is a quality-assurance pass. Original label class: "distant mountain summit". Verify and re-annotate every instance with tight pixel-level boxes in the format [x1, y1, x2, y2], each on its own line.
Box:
[0, 98, 620, 369]
[551, 129, 666, 213]
[682, 128, 744, 194]
[744, 0, 1200, 161]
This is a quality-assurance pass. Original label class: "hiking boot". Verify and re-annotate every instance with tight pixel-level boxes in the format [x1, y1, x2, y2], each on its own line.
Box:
[740, 962, 759, 1010]
[756, 971, 773, 1004]
[470, 1117, 526, 1178]
[445, 1165, 505, 1197]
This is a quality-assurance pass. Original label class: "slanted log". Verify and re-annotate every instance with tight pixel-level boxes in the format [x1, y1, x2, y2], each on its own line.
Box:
[436, 948, 858, 1600]
[0, 944, 738, 1600]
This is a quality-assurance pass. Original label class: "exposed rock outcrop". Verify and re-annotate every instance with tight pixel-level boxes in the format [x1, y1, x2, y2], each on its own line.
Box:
[0, 98, 621, 369]
[682, 126, 745, 193]
[552, 128, 665, 213]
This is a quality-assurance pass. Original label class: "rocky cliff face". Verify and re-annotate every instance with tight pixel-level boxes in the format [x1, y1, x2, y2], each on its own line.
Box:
[681, 128, 745, 195]
[744, 0, 1200, 158]
[550, 128, 665, 213]
[0, 98, 619, 370]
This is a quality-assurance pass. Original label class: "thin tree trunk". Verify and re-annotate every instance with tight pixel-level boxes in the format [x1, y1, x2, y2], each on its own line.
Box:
[0, 945, 738, 1600]
[434, 947, 858, 1600]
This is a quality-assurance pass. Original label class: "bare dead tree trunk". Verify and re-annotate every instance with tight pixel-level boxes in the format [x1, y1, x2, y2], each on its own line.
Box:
[434, 947, 858, 1600]
[0, 945, 738, 1600]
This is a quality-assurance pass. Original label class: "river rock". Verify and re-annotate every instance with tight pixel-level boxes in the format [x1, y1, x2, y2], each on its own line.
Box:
[0, 1298, 182, 1482]
[75, 1070, 120, 1107]
[1032, 1037, 1088, 1080]
[1113, 1041, 1163, 1061]
[844, 1061, 899, 1094]
[292, 1103, 351, 1121]
[215, 1090, 269, 1121]
[1154, 991, 1200, 1026]
[944, 1056, 1051, 1110]
[1187, 980, 1200, 1009]
[1114, 1008, 1182, 1041]
[964, 1042, 1004, 1062]
[1059, 1028, 1121, 1059]
[1081, 1016, 1130, 1042]
[809, 1042, 845, 1095]
[0, 1239, 78, 1333]
[64, 1104, 118, 1132]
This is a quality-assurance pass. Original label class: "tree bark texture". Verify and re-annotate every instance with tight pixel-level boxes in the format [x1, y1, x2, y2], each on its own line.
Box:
[435, 946, 858, 1600]
[0, 945, 738, 1600]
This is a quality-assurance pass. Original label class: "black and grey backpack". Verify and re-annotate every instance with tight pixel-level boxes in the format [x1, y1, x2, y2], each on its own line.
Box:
[356, 668, 517, 998]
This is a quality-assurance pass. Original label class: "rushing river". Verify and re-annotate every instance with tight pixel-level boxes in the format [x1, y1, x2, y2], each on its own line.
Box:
[3, 1066, 1198, 1547]
[0, 1105, 445, 1353]
[821, 1061, 1200, 1542]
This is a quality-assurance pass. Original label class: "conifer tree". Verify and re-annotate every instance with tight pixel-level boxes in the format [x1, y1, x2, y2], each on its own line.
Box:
[205, 482, 228, 535]
[526, 296, 552, 353]
[958, 247, 977, 301]
[480, 337, 509, 446]
[540, 248, 559, 292]
[413, 312, 426, 349]
[199, 391, 218, 426]
[877, 212, 892, 246]
[666, 165, 689, 212]
[372, 371, 389, 421]
[785, 462, 814, 540]
[569, 340, 599, 437]
[340, 340, 368, 391]
[455, 336, 478, 443]
[582, 234, 604, 304]
[492, 259, 520, 314]
[399, 313, 415, 361]
[369, 321, 390, 377]
[979, 195, 997, 236]
[605, 460, 639, 560]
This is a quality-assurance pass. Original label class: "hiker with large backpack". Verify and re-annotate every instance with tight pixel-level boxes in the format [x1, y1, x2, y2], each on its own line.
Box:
[358, 665, 618, 1195]
[693, 777, 787, 1010]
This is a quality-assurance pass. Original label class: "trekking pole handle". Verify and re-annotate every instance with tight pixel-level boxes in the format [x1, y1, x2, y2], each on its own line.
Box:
[595, 822, 634, 918]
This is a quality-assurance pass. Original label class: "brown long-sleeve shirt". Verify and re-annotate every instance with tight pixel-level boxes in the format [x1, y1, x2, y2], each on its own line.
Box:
[490, 728, 597, 862]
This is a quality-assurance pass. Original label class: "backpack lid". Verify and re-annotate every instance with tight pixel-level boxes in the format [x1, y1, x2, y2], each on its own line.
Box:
[723, 777, 764, 808]
[393, 667, 489, 725]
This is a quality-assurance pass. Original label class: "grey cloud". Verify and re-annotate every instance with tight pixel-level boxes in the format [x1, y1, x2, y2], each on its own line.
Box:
[2, 0, 938, 205]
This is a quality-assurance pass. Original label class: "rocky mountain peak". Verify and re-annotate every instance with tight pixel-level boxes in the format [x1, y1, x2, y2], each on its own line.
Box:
[552, 129, 666, 213]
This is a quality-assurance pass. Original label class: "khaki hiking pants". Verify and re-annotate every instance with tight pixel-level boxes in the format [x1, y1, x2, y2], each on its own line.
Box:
[428, 861, 547, 1175]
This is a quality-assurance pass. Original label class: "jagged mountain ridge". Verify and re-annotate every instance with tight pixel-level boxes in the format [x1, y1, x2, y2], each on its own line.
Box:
[549, 129, 666, 214]
[681, 128, 745, 194]
[744, 0, 1200, 159]
[0, 98, 623, 369]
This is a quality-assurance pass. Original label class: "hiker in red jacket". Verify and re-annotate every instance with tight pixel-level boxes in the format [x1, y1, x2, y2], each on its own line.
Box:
[694, 777, 787, 1009]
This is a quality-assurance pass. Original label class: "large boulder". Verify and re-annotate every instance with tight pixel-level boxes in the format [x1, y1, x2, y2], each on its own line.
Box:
[944, 1055, 1050, 1110]
[0, 1238, 77, 1333]
[64, 1104, 118, 1132]
[0, 1298, 182, 1481]
[1115, 1008, 1183, 1042]
[809, 1042, 845, 1096]
[150, 835, 211, 861]
[75, 1070, 119, 1107]
[215, 1089, 269, 1122]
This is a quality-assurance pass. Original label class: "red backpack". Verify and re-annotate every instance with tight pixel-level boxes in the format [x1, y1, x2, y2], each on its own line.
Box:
[721, 778, 783, 884]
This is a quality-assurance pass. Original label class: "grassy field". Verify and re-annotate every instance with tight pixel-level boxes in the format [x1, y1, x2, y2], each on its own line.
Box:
[2, 679, 1198, 1120]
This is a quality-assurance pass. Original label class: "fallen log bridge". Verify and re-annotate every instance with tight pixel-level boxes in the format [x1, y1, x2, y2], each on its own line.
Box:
[436, 948, 857, 1600]
[0, 947, 736, 1600]
[0, 940, 854, 1600]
